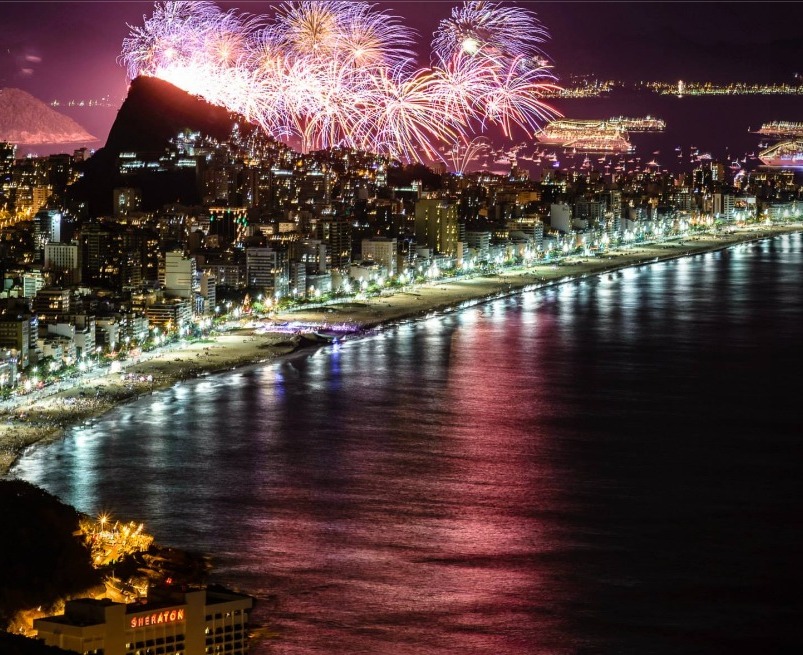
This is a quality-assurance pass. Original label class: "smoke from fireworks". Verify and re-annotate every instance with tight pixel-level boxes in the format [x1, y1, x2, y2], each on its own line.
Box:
[121, 0, 559, 164]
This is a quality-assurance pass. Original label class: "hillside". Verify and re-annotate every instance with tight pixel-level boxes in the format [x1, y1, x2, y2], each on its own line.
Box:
[69, 75, 255, 216]
[0, 88, 95, 145]
[0, 480, 102, 627]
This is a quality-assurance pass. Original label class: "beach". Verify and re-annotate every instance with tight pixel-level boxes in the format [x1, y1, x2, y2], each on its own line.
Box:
[2, 223, 800, 477]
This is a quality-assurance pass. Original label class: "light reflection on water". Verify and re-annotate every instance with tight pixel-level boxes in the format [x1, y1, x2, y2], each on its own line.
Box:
[12, 234, 803, 654]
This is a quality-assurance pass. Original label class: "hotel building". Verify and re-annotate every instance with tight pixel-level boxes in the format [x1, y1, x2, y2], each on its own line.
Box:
[33, 587, 253, 655]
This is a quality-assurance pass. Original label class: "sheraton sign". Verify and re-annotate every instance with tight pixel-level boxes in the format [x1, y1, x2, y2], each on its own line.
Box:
[129, 609, 185, 629]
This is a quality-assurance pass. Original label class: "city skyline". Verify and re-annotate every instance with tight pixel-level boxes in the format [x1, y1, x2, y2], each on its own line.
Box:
[1, 4, 803, 654]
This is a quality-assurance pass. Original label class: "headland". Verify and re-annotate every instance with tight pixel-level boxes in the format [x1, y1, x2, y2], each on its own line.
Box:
[2, 223, 800, 478]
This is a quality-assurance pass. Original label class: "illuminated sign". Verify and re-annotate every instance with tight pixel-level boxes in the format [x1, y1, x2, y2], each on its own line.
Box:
[129, 609, 185, 629]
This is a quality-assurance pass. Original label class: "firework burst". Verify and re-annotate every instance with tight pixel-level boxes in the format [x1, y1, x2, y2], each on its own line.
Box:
[121, 0, 560, 165]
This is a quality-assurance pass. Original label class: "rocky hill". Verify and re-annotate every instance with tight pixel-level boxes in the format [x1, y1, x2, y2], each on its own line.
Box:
[0, 88, 95, 145]
[0, 479, 102, 628]
[68, 75, 255, 216]
[104, 75, 246, 154]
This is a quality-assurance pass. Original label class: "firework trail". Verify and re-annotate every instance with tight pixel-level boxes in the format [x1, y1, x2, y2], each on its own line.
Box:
[121, 0, 559, 165]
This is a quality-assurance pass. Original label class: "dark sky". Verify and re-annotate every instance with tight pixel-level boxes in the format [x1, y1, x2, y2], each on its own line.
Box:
[1, 1, 802, 103]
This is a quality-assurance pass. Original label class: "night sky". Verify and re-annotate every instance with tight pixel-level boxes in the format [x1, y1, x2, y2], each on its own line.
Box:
[2, 1, 803, 104]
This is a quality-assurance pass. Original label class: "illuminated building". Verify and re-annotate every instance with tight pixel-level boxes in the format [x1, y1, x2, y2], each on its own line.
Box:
[298, 169, 331, 208]
[316, 218, 352, 270]
[414, 199, 458, 256]
[80, 223, 113, 285]
[712, 192, 735, 221]
[197, 262, 244, 290]
[144, 299, 192, 333]
[95, 316, 120, 351]
[0, 142, 15, 179]
[549, 203, 573, 233]
[33, 587, 252, 655]
[114, 187, 143, 218]
[22, 270, 46, 298]
[245, 247, 289, 297]
[118, 312, 150, 344]
[574, 199, 605, 226]
[0, 314, 30, 367]
[33, 287, 71, 321]
[164, 251, 197, 300]
[606, 190, 623, 236]
[44, 242, 82, 286]
[361, 237, 397, 276]
[199, 273, 216, 316]
[207, 207, 248, 249]
[8, 157, 52, 217]
[296, 239, 328, 275]
[288, 261, 307, 297]
[465, 231, 491, 262]
[34, 209, 62, 249]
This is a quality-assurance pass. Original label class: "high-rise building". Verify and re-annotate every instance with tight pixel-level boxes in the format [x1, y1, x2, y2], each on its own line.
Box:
[0, 313, 30, 367]
[296, 239, 327, 274]
[246, 247, 289, 297]
[549, 203, 573, 233]
[465, 231, 491, 262]
[34, 209, 62, 248]
[113, 187, 142, 218]
[317, 218, 352, 270]
[207, 207, 248, 249]
[713, 192, 735, 221]
[361, 237, 397, 276]
[44, 242, 82, 286]
[199, 272, 216, 316]
[81, 223, 113, 284]
[33, 287, 71, 321]
[414, 199, 458, 256]
[22, 270, 46, 298]
[289, 261, 307, 297]
[164, 251, 197, 299]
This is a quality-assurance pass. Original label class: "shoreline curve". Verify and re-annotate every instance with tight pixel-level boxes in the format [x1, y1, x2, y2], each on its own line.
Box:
[3, 224, 800, 477]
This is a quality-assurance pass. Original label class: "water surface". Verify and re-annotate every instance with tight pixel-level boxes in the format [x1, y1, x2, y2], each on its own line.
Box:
[13, 234, 803, 654]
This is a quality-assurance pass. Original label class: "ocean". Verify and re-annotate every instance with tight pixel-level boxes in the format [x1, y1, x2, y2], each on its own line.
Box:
[12, 232, 803, 654]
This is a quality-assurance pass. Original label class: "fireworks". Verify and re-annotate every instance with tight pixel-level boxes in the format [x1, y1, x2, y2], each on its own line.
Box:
[121, 1, 559, 164]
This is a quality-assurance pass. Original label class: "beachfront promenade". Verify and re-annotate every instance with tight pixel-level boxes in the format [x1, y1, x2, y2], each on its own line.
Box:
[1, 222, 800, 476]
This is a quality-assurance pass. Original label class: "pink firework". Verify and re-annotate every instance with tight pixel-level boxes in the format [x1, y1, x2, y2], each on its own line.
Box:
[121, 1, 559, 164]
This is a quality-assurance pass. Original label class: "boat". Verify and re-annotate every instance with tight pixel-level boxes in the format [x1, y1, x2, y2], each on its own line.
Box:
[535, 118, 632, 153]
[608, 115, 666, 132]
[758, 138, 803, 168]
[754, 121, 803, 138]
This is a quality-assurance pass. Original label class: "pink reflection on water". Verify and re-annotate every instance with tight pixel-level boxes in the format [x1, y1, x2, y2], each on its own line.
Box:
[234, 306, 575, 654]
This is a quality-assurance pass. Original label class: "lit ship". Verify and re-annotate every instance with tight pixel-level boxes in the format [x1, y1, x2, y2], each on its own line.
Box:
[758, 138, 803, 168]
[535, 120, 632, 152]
[535, 116, 665, 153]
[607, 116, 666, 132]
[755, 121, 803, 138]
[535, 119, 611, 145]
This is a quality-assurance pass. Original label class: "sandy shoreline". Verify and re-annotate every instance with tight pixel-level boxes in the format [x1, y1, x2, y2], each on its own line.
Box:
[2, 223, 800, 477]
[273, 224, 801, 328]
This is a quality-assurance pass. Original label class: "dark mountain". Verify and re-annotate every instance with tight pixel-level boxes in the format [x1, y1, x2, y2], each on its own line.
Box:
[68, 76, 255, 217]
[104, 75, 245, 154]
[0, 88, 95, 145]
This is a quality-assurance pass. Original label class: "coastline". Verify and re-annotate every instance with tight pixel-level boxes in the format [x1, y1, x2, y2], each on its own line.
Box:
[2, 223, 800, 478]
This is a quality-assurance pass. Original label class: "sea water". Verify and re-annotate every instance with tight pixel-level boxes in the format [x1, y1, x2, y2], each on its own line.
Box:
[12, 233, 803, 654]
